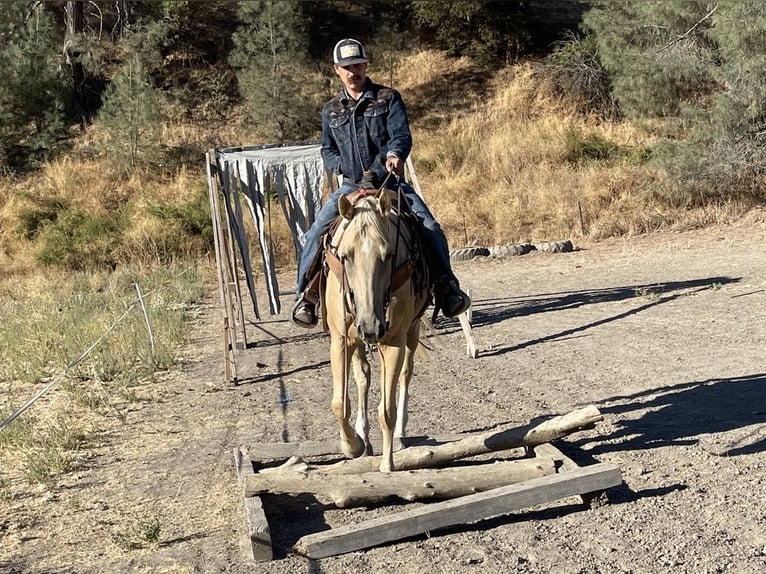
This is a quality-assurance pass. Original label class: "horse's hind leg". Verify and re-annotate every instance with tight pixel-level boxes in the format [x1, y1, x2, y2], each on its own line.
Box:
[351, 345, 373, 456]
[330, 334, 365, 459]
[394, 320, 420, 452]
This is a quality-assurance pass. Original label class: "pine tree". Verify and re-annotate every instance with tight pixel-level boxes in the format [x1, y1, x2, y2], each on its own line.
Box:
[583, 0, 717, 119]
[0, 1, 69, 170]
[583, 1, 766, 185]
[230, 0, 321, 142]
[704, 0, 766, 175]
[97, 54, 162, 176]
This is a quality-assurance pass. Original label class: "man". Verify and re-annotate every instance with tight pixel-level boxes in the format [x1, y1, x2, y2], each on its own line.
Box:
[291, 38, 470, 328]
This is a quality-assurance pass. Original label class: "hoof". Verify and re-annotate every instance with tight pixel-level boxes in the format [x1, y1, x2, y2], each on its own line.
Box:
[340, 434, 365, 459]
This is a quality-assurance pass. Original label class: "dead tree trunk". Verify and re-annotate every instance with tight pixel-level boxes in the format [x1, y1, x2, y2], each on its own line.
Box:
[325, 405, 603, 474]
[245, 457, 556, 507]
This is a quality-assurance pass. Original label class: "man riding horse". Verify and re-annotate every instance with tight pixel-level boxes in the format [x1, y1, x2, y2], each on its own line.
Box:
[291, 38, 470, 327]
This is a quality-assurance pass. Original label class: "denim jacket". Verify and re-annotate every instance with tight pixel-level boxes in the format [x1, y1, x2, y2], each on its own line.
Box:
[320, 78, 412, 186]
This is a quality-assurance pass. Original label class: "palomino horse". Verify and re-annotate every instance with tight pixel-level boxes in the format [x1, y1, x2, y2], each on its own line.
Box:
[321, 187, 430, 472]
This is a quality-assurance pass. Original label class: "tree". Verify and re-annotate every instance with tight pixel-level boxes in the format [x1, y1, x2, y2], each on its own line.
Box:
[583, 0, 766, 186]
[0, 1, 69, 170]
[410, 0, 530, 64]
[97, 53, 162, 176]
[230, 0, 321, 142]
[583, 1, 718, 119]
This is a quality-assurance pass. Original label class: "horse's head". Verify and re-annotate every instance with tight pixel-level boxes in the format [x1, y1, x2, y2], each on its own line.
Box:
[335, 190, 393, 344]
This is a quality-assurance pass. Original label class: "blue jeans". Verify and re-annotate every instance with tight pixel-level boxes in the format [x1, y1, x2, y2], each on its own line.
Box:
[295, 180, 454, 297]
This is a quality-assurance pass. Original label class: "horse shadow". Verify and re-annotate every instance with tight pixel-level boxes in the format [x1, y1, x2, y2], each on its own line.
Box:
[578, 373, 766, 457]
[469, 276, 739, 356]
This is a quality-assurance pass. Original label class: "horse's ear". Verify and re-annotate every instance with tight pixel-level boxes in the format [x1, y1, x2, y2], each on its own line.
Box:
[338, 194, 354, 220]
[378, 190, 392, 216]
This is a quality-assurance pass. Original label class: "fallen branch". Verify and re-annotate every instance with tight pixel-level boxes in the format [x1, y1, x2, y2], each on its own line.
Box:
[325, 405, 603, 474]
[244, 457, 556, 507]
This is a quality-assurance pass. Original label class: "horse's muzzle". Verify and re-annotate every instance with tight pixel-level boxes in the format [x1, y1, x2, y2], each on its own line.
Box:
[356, 318, 388, 344]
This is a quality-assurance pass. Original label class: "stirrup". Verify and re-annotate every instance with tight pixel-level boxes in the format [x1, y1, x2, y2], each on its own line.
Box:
[291, 299, 317, 328]
[432, 277, 470, 319]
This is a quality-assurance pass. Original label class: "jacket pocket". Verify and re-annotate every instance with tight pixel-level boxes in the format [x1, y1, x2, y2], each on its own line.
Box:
[364, 101, 389, 141]
[328, 111, 351, 143]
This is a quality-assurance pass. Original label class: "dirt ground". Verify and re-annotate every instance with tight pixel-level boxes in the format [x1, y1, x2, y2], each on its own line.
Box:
[3, 216, 766, 574]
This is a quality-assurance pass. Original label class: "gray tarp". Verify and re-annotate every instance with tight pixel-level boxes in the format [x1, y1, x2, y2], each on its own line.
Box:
[215, 143, 324, 318]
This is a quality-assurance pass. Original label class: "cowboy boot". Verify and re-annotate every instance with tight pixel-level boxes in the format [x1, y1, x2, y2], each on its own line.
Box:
[435, 275, 471, 318]
[291, 274, 321, 328]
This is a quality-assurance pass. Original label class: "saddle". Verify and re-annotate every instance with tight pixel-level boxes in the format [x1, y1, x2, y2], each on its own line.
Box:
[301, 184, 431, 332]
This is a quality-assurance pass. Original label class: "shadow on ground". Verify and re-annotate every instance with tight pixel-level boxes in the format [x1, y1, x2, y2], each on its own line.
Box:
[581, 373, 766, 457]
[475, 276, 739, 357]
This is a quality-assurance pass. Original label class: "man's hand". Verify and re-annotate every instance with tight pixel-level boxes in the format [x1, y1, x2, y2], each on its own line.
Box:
[385, 155, 404, 176]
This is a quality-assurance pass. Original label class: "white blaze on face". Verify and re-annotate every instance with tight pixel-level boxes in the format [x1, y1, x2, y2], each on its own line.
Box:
[361, 235, 375, 257]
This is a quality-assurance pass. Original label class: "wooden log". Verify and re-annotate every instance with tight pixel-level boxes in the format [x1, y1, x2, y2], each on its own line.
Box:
[244, 457, 556, 508]
[294, 462, 623, 559]
[234, 448, 272, 561]
[326, 405, 603, 474]
[244, 432, 479, 462]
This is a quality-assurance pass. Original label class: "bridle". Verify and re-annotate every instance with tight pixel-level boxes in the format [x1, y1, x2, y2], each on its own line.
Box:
[323, 173, 415, 421]
[324, 173, 412, 326]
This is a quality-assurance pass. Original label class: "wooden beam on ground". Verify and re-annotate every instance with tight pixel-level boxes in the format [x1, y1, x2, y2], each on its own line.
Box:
[244, 457, 555, 508]
[533, 442, 610, 508]
[294, 462, 622, 559]
[325, 405, 603, 475]
[234, 448, 272, 561]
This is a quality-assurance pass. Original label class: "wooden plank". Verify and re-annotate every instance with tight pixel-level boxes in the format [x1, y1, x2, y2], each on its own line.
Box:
[294, 462, 622, 559]
[234, 448, 272, 561]
[533, 442, 578, 471]
[457, 310, 478, 358]
[244, 432, 490, 462]
[206, 152, 236, 385]
[534, 443, 610, 508]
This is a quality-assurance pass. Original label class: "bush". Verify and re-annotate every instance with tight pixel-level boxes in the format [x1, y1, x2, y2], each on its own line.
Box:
[35, 207, 123, 270]
[545, 33, 617, 118]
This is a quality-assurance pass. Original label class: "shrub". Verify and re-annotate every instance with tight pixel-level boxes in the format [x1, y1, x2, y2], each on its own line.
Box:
[35, 207, 123, 270]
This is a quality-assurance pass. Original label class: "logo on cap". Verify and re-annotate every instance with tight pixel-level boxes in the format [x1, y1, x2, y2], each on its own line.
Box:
[333, 39, 368, 66]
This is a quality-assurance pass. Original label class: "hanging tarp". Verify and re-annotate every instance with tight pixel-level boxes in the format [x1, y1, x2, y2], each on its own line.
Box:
[215, 142, 324, 318]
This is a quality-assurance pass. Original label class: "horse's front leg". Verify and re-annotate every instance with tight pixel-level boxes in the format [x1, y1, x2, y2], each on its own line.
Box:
[351, 345, 373, 456]
[330, 333, 364, 459]
[394, 320, 420, 452]
[377, 340, 406, 472]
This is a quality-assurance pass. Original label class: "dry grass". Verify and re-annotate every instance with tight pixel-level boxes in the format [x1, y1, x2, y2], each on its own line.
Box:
[2, 51, 761, 270]
[402, 61, 653, 245]
[386, 55, 759, 247]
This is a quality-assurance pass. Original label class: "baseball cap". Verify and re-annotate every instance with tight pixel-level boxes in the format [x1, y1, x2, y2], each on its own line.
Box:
[333, 38, 369, 66]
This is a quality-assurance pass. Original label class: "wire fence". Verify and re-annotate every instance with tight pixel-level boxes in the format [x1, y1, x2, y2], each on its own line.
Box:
[0, 259, 206, 432]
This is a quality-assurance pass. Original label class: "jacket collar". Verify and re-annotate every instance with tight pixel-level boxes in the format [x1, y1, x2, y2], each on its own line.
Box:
[340, 78, 374, 105]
